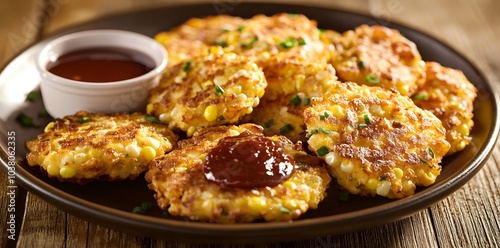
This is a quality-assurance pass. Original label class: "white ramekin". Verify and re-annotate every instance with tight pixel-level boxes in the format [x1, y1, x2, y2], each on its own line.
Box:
[36, 29, 168, 118]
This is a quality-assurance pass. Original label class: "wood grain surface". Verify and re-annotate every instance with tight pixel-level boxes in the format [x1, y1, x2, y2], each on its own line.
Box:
[1, 0, 499, 247]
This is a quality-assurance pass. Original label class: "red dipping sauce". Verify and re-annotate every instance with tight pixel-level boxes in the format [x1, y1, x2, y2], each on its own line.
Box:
[47, 47, 155, 82]
[203, 133, 295, 188]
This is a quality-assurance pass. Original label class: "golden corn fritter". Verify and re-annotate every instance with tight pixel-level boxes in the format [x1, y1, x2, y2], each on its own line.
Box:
[329, 25, 426, 96]
[154, 15, 246, 66]
[25, 111, 178, 184]
[304, 82, 450, 199]
[412, 62, 477, 155]
[146, 124, 331, 223]
[147, 47, 267, 136]
[154, 13, 333, 69]
[214, 13, 332, 66]
[246, 54, 339, 143]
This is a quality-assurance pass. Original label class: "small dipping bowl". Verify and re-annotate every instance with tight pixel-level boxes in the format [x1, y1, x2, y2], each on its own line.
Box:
[36, 29, 168, 118]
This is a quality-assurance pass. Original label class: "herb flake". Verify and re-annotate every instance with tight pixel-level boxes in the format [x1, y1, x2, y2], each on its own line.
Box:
[280, 124, 294, 135]
[316, 146, 330, 157]
[365, 74, 380, 84]
[145, 114, 162, 124]
[214, 85, 224, 96]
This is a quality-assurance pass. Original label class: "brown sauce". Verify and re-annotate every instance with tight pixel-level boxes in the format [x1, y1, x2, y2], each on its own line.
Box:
[203, 133, 295, 188]
[47, 47, 154, 82]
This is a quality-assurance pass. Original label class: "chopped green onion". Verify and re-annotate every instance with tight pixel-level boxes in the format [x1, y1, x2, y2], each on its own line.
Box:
[379, 176, 387, 181]
[16, 112, 35, 127]
[290, 95, 301, 106]
[316, 146, 330, 156]
[428, 147, 435, 158]
[76, 116, 90, 124]
[413, 93, 428, 100]
[419, 157, 428, 164]
[214, 85, 224, 96]
[182, 60, 192, 71]
[339, 191, 350, 202]
[237, 25, 246, 32]
[214, 40, 228, 47]
[280, 124, 294, 134]
[279, 37, 305, 49]
[303, 97, 311, 105]
[317, 28, 325, 35]
[279, 206, 291, 214]
[308, 127, 330, 137]
[264, 119, 274, 128]
[319, 111, 329, 120]
[297, 37, 306, 46]
[145, 114, 162, 124]
[356, 123, 368, 128]
[287, 13, 298, 18]
[362, 112, 371, 125]
[132, 201, 153, 214]
[38, 109, 49, 117]
[358, 60, 366, 69]
[241, 38, 257, 48]
[365, 74, 380, 84]
[216, 115, 225, 121]
[26, 91, 41, 102]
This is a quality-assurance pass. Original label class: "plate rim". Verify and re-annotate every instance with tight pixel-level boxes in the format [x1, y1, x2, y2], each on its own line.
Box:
[1, 1, 499, 243]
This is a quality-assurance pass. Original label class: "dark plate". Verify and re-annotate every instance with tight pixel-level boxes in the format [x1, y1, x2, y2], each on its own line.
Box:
[1, 2, 499, 244]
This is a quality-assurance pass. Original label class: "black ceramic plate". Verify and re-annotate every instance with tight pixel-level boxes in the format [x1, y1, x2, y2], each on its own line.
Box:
[1, 2, 499, 244]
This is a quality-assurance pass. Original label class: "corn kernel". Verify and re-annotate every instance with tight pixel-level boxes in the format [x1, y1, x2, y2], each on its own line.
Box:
[145, 137, 160, 149]
[253, 97, 260, 107]
[248, 196, 267, 212]
[366, 179, 380, 191]
[44, 122, 55, 132]
[126, 143, 141, 158]
[421, 172, 437, 186]
[340, 160, 354, 173]
[458, 123, 470, 136]
[393, 168, 404, 179]
[47, 164, 60, 176]
[146, 103, 154, 114]
[324, 151, 340, 166]
[237, 93, 248, 101]
[60, 167, 76, 178]
[376, 181, 391, 196]
[204, 105, 218, 122]
[187, 126, 197, 137]
[295, 74, 306, 90]
[330, 105, 345, 118]
[396, 82, 409, 96]
[142, 146, 157, 160]
[214, 75, 227, 86]
[402, 180, 414, 192]
[369, 104, 384, 116]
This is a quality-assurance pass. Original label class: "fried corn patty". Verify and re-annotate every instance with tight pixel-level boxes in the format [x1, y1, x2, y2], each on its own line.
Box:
[247, 54, 339, 143]
[330, 25, 426, 96]
[25, 111, 178, 184]
[213, 13, 332, 66]
[154, 15, 246, 66]
[147, 48, 267, 136]
[304, 82, 450, 198]
[155, 13, 332, 68]
[146, 124, 331, 223]
[412, 61, 477, 154]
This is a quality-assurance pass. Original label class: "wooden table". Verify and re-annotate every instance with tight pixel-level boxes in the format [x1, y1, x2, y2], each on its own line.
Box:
[1, 0, 499, 247]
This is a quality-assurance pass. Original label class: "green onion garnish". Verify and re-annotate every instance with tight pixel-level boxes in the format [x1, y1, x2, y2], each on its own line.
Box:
[241, 38, 257, 48]
[145, 114, 162, 124]
[264, 119, 274, 128]
[428, 147, 435, 158]
[290, 95, 301, 106]
[413, 93, 428, 100]
[26, 91, 41, 102]
[316, 146, 330, 156]
[365, 74, 380, 84]
[358, 60, 366, 69]
[76, 116, 90, 124]
[215, 85, 224, 96]
[319, 111, 329, 120]
[279, 206, 291, 214]
[237, 25, 246, 32]
[363, 112, 371, 125]
[214, 40, 228, 47]
[280, 124, 294, 134]
[182, 60, 192, 71]
[16, 112, 35, 127]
